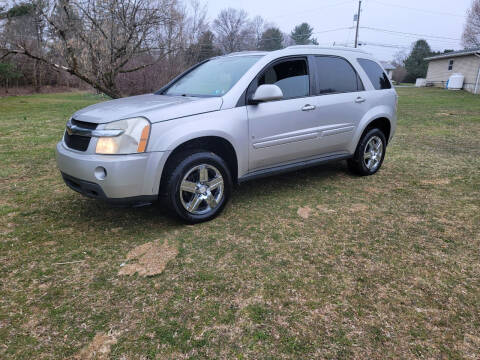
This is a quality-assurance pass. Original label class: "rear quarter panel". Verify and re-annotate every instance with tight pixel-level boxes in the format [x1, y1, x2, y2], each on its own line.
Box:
[347, 88, 397, 154]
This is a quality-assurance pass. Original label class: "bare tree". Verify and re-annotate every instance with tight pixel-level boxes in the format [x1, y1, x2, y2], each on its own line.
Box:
[462, 0, 480, 48]
[250, 15, 265, 49]
[1, 0, 179, 98]
[213, 8, 255, 53]
[282, 32, 296, 47]
[392, 50, 408, 67]
[116, 0, 209, 95]
[1, 1, 47, 91]
[185, 0, 208, 45]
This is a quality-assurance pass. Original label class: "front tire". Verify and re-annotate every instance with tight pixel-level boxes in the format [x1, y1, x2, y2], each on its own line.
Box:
[163, 151, 232, 223]
[348, 128, 386, 176]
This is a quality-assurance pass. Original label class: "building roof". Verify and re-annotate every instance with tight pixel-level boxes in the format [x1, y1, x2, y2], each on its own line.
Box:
[425, 48, 480, 61]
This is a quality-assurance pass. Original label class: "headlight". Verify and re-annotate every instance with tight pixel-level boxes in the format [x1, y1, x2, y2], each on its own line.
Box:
[96, 117, 150, 154]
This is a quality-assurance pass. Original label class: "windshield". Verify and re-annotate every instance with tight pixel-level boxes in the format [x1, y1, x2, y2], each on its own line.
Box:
[162, 56, 262, 97]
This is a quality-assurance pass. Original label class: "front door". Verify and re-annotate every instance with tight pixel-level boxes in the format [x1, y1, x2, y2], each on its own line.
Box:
[247, 57, 320, 171]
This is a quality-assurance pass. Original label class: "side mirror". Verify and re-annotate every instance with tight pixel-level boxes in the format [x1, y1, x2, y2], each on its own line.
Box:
[249, 84, 283, 104]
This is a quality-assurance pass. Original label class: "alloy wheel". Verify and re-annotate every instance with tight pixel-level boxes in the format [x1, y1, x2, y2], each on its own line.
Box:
[179, 164, 224, 215]
[363, 135, 383, 171]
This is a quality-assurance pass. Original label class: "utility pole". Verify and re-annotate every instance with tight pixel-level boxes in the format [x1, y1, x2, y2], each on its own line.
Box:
[354, 0, 362, 48]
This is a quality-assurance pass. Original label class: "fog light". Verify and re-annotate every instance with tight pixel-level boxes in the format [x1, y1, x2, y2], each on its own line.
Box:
[94, 166, 107, 180]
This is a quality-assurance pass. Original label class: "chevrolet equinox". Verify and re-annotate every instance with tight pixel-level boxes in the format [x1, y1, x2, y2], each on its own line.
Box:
[56, 46, 397, 223]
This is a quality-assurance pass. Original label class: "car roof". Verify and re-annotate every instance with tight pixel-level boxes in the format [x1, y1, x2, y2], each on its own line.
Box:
[221, 45, 374, 61]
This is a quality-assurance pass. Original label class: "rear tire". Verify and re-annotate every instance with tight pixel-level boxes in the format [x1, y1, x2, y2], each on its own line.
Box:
[162, 150, 232, 223]
[348, 128, 386, 176]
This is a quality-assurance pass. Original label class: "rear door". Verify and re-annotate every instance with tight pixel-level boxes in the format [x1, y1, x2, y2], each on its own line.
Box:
[246, 57, 322, 171]
[308, 55, 370, 154]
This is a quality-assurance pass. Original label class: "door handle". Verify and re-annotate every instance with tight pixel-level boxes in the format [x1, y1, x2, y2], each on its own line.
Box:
[355, 97, 366, 103]
[302, 104, 316, 111]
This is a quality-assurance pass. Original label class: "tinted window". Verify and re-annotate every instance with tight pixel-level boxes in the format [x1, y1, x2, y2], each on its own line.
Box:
[258, 59, 309, 99]
[314, 56, 363, 95]
[163, 55, 262, 97]
[357, 58, 392, 90]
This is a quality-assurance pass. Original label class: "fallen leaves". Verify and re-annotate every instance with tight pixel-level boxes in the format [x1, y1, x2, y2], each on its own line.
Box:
[118, 240, 178, 277]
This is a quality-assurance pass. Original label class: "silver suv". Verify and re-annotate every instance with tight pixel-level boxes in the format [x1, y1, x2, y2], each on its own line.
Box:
[56, 46, 397, 223]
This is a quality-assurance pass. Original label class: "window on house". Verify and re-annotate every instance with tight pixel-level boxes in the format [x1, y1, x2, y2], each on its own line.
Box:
[448, 60, 454, 71]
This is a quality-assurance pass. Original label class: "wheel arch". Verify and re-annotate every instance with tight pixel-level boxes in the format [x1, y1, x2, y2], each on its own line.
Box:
[159, 136, 239, 195]
[360, 117, 392, 145]
[350, 108, 394, 154]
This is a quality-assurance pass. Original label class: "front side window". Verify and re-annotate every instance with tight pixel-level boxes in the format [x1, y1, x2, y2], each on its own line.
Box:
[357, 58, 392, 90]
[257, 59, 310, 99]
[448, 60, 454, 71]
[314, 56, 363, 95]
[162, 55, 262, 97]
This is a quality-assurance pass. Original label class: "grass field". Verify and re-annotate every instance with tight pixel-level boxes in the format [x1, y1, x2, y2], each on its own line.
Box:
[0, 88, 479, 359]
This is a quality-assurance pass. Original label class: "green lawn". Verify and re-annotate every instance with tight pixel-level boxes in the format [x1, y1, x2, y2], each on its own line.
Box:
[1, 88, 479, 359]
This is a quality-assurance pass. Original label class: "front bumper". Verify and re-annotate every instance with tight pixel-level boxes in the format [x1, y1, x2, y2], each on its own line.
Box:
[56, 142, 168, 202]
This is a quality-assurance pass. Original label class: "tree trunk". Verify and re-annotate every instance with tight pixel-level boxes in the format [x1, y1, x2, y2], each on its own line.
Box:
[33, 60, 41, 92]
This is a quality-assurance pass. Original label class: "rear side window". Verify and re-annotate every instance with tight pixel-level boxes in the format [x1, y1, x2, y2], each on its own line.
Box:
[314, 56, 364, 95]
[258, 59, 309, 99]
[357, 58, 392, 90]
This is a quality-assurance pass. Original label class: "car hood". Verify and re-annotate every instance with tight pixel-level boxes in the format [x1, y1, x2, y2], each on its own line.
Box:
[72, 94, 223, 124]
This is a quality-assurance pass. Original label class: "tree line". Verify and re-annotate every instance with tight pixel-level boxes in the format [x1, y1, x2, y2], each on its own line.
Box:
[0, 1, 318, 97]
[1, 0, 479, 96]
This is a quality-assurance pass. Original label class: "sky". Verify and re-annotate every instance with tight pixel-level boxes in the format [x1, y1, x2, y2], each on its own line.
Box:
[204, 0, 472, 62]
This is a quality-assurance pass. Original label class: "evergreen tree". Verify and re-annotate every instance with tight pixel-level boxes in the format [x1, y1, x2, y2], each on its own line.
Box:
[290, 23, 318, 45]
[185, 31, 221, 66]
[404, 40, 433, 83]
[258, 27, 284, 51]
[0, 62, 22, 92]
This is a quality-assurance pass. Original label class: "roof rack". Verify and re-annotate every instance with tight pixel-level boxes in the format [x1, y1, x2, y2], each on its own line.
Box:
[285, 45, 369, 54]
[226, 51, 268, 56]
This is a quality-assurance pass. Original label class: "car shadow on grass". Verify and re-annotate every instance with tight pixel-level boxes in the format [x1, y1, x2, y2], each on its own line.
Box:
[68, 161, 351, 227]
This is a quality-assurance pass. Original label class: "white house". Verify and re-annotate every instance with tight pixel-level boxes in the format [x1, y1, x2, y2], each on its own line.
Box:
[425, 48, 480, 94]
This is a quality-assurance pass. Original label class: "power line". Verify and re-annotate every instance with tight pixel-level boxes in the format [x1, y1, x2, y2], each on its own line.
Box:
[358, 41, 410, 49]
[360, 26, 461, 42]
[368, 0, 465, 18]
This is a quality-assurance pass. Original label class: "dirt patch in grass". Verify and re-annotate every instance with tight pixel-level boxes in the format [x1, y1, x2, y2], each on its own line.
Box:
[348, 203, 368, 212]
[420, 178, 451, 185]
[73, 332, 118, 360]
[459, 334, 480, 360]
[118, 240, 178, 277]
[297, 206, 312, 219]
[316, 205, 336, 213]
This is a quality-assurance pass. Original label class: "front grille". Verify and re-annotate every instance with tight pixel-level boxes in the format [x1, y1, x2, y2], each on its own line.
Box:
[64, 119, 97, 151]
[71, 119, 97, 129]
